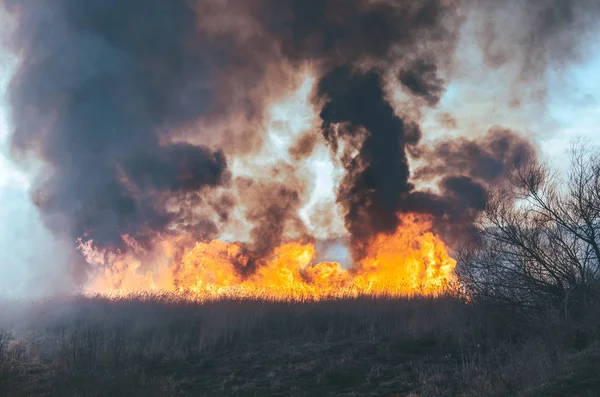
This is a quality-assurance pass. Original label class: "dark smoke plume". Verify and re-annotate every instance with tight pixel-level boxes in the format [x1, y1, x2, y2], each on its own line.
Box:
[398, 60, 445, 106]
[406, 128, 537, 243]
[315, 64, 536, 254]
[256, 0, 457, 66]
[414, 128, 536, 184]
[2, 0, 589, 268]
[1, 0, 464, 258]
[317, 66, 418, 247]
[2, 0, 233, 248]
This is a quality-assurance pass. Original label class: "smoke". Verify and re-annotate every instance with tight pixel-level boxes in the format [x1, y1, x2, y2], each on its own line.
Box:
[414, 128, 536, 183]
[315, 65, 536, 254]
[398, 60, 445, 106]
[317, 66, 418, 251]
[409, 128, 537, 243]
[476, 0, 600, 77]
[256, 0, 459, 65]
[2, 0, 232, 249]
[237, 163, 310, 257]
[0, 187, 78, 297]
[1, 0, 597, 276]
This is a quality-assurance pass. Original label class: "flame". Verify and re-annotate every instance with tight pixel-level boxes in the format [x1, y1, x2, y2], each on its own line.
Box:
[81, 214, 458, 301]
[79, 72, 459, 301]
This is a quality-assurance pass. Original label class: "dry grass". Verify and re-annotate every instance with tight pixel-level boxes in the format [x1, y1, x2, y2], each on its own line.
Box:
[0, 294, 599, 396]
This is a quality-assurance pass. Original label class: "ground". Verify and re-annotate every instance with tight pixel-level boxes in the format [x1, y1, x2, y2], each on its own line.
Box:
[1, 295, 599, 396]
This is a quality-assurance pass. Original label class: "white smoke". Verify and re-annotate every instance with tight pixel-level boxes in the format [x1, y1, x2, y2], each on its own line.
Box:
[0, 11, 76, 299]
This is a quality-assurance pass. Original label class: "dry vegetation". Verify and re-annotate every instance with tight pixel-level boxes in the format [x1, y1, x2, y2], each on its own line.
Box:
[3, 147, 600, 396]
[0, 293, 599, 397]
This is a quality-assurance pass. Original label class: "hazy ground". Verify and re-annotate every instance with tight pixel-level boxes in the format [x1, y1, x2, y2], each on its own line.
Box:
[0, 294, 599, 397]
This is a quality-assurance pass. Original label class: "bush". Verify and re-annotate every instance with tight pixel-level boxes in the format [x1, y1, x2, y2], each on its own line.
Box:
[458, 143, 600, 316]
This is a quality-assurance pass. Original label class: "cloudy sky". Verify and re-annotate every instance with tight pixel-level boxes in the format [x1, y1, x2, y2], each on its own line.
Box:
[0, 7, 598, 298]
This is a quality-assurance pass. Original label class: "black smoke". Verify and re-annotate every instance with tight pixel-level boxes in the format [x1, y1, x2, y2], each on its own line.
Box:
[317, 67, 418, 249]
[398, 60, 445, 106]
[256, 0, 454, 66]
[2, 0, 234, 248]
[414, 128, 536, 184]
[1, 0, 579, 266]
[315, 64, 536, 255]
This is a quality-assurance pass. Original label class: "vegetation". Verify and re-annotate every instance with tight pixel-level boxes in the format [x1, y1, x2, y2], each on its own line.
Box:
[0, 293, 599, 397]
[459, 144, 600, 315]
[2, 147, 600, 396]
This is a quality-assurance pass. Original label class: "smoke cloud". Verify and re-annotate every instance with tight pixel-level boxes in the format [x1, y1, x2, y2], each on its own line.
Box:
[1, 0, 237, 249]
[476, 0, 600, 76]
[1, 0, 596, 273]
[317, 66, 418, 252]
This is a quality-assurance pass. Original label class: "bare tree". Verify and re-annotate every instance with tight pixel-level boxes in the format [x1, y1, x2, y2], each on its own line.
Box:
[458, 143, 600, 316]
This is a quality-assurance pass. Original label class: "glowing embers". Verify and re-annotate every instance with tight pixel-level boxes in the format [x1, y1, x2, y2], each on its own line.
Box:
[81, 214, 458, 301]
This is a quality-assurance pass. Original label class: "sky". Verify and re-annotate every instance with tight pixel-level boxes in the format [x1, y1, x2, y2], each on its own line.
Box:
[0, 19, 75, 298]
[0, 10, 599, 299]
[543, 47, 600, 159]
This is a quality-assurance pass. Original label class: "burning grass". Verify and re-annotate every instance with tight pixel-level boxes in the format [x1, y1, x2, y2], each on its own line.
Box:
[1, 293, 600, 396]
[80, 214, 459, 302]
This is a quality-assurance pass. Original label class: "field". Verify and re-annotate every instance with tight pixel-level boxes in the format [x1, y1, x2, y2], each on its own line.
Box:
[1, 294, 600, 397]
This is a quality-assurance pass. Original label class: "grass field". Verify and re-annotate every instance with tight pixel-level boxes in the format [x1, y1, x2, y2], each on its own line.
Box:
[1, 294, 599, 396]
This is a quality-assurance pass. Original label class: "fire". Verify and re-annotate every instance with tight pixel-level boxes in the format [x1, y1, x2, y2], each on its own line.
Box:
[81, 214, 458, 301]
[77, 71, 459, 301]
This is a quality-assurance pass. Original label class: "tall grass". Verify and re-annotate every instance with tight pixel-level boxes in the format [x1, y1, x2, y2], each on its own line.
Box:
[0, 293, 599, 396]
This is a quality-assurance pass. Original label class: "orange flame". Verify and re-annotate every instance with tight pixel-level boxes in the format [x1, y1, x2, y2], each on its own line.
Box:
[81, 214, 458, 301]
